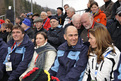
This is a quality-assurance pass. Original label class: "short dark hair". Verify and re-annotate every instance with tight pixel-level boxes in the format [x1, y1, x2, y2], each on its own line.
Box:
[64, 4, 69, 7]
[90, 1, 99, 8]
[12, 25, 25, 34]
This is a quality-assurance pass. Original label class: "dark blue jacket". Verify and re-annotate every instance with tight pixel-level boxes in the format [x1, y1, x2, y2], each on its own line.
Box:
[48, 25, 64, 49]
[0, 38, 8, 67]
[49, 38, 88, 81]
[1, 34, 34, 81]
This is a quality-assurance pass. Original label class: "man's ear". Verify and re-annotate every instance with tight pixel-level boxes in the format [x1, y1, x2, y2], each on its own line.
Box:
[64, 34, 67, 40]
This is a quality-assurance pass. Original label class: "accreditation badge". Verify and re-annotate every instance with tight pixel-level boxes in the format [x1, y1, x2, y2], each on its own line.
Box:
[5, 62, 12, 71]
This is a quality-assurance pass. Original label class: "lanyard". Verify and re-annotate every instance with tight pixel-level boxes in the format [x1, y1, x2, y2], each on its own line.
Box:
[94, 51, 112, 77]
[43, 18, 48, 27]
[7, 42, 22, 62]
[34, 54, 39, 65]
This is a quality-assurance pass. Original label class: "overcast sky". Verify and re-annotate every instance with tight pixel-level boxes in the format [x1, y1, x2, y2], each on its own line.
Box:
[32, 0, 117, 11]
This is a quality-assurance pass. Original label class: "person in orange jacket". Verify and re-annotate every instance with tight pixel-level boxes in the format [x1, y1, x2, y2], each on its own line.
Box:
[90, 1, 107, 26]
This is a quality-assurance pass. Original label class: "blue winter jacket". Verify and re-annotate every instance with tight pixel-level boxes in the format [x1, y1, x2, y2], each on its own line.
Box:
[0, 38, 8, 61]
[1, 34, 34, 81]
[49, 38, 88, 81]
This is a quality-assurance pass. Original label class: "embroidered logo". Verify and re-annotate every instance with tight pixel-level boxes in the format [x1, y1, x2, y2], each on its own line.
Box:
[97, 18, 100, 22]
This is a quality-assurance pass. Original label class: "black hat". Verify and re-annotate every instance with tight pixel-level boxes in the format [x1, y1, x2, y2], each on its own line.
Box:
[50, 16, 59, 21]
[57, 7, 63, 11]
[116, 6, 121, 15]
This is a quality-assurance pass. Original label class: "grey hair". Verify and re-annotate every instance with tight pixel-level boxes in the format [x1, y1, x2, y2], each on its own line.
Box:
[72, 14, 81, 22]
[66, 7, 75, 13]
[41, 11, 48, 16]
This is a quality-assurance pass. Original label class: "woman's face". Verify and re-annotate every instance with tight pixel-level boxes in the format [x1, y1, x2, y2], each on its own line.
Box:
[88, 33, 97, 48]
[36, 34, 47, 47]
[91, 4, 99, 13]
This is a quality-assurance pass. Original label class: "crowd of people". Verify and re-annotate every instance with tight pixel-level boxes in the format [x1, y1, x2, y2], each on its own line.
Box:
[0, 0, 121, 81]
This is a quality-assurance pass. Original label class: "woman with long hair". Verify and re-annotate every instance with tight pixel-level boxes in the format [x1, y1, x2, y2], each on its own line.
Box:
[82, 25, 120, 81]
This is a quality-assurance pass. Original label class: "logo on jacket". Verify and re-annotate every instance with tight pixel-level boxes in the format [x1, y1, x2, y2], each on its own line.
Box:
[96, 18, 100, 22]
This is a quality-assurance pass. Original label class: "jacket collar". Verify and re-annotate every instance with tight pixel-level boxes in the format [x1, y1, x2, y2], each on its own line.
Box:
[58, 37, 84, 51]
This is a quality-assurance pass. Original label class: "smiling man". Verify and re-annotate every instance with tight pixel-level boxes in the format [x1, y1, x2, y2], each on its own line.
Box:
[0, 25, 34, 81]
[49, 25, 88, 81]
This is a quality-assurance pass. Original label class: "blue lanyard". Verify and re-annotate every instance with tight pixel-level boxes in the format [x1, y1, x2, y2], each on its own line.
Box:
[7, 42, 21, 61]
[95, 51, 111, 76]
[43, 18, 48, 27]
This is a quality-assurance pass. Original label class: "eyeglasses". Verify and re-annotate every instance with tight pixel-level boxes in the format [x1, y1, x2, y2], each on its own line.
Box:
[118, 13, 121, 17]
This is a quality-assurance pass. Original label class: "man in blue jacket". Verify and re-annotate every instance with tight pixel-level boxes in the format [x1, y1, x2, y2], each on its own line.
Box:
[0, 25, 34, 81]
[49, 25, 88, 81]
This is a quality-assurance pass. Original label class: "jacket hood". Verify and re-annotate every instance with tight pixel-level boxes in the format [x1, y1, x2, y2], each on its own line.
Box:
[58, 37, 84, 51]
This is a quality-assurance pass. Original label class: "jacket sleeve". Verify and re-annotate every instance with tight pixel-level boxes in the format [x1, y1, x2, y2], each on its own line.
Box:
[0, 47, 8, 71]
[44, 51, 56, 71]
[82, 63, 90, 81]
[49, 50, 64, 76]
[8, 43, 34, 81]
[19, 51, 36, 80]
[60, 46, 88, 81]
[100, 13, 107, 26]
[113, 48, 121, 81]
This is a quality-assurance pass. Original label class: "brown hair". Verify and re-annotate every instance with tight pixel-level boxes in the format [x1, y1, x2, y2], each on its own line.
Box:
[5, 19, 11, 23]
[36, 32, 48, 40]
[90, 1, 99, 8]
[88, 25, 115, 63]
[12, 25, 25, 34]
[6, 23, 13, 31]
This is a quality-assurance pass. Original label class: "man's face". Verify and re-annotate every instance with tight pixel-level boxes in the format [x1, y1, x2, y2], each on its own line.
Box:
[21, 23, 27, 29]
[57, 9, 62, 14]
[81, 16, 93, 29]
[12, 29, 24, 43]
[50, 19, 58, 28]
[64, 27, 78, 46]
[116, 13, 121, 24]
[64, 6, 69, 12]
[35, 22, 43, 30]
[47, 11, 52, 16]
[40, 13, 47, 19]
[67, 10, 74, 18]
[72, 19, 81, 29]
[15, 18, 20, 24]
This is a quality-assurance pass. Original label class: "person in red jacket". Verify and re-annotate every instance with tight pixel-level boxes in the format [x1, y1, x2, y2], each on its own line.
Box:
[40, 11, 51, 31]
[90, 1, 107, 26]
